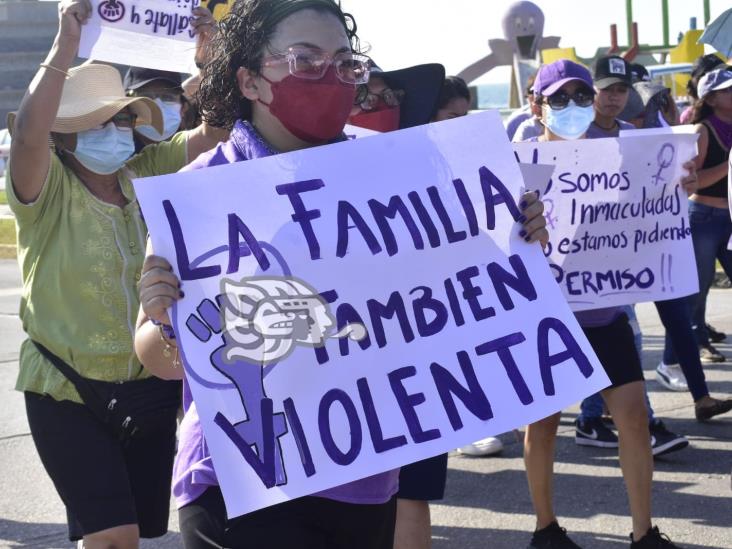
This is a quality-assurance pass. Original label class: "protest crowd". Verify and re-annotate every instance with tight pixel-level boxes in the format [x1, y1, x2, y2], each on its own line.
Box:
[4, 0, 732, 548]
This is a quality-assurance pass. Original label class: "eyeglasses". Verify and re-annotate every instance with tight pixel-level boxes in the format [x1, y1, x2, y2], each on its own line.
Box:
[100, 111, 137, 129]
[354, 85, 405, 110]
[545, 87, 595, 110]
[261, 47, 371, 85]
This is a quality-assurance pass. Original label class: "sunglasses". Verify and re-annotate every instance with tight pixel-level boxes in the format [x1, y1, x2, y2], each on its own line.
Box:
[354, 85, 405, 110]
[545, 87, 595, 110]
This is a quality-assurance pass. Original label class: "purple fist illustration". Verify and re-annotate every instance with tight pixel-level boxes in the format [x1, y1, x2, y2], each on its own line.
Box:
[98, 0, 125, 22]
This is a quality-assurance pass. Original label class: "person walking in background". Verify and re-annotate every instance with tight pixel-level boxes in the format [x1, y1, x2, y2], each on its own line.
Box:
[520, 59, 690, 549]
[6, 0, 220, 546]
[677, 68, 732, 365]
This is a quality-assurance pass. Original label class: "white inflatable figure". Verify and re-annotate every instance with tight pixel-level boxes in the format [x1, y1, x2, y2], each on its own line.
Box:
[457, 1, 560, 107]
[221, 276, 366, 365]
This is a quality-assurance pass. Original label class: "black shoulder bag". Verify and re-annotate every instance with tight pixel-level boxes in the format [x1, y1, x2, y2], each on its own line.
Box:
[33, 341, 182, 443]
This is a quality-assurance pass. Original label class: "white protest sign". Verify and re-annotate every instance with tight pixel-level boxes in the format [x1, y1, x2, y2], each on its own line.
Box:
[514, 133, 699, 311]
[343, 124, 378, 140]
[79, 0, 199, 73]
[134, 111, 609, 518]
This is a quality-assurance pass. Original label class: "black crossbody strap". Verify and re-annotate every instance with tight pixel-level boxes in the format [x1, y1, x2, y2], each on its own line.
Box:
[32, 340, 87, 385]
[31, 340, 107, 413]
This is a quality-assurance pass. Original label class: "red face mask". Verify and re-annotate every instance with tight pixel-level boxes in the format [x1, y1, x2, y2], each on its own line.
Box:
[259, 66, 356, 144]
[348, 105, 401, 133]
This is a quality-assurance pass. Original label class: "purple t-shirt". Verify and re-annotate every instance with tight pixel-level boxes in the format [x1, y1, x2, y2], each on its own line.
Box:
[523, 119, 635, 328]
[172, 120, 400, 509]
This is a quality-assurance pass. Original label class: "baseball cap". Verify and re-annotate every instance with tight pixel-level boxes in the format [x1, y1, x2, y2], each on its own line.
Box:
[697, 69, 732, 100]
[593, 55, 632, 89]
[533, 60, 593, 97]
[634, 82, 669, 107]
[629, 63, 650, 83]
[123, 67, 183, 92]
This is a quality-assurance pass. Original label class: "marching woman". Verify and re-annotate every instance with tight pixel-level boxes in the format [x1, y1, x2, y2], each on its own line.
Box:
[134, 1, 547, 547]
[7, 0, 220, 546]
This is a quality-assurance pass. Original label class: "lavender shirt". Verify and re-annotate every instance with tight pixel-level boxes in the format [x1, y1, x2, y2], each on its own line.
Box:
[172, 120, 400, 509]
[523, 118, 635, 328]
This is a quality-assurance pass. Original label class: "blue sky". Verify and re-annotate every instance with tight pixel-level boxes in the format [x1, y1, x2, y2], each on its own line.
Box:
[341, 0, 729, 83]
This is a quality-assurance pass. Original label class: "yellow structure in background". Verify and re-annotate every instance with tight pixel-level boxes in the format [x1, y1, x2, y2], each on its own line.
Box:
[205, 0, 234, 20]
[669, 30, 704, 97]
[541, 47, 581, 65]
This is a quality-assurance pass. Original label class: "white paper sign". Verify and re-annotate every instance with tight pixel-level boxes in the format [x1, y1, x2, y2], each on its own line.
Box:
[514, 134, 700, 311]
[134, 112, 609, 518]
[79, 0, 199, 73]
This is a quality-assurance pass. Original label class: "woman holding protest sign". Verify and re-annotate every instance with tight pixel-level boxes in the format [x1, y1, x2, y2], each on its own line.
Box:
[518, 59, 694, 549]
[134, 1, 548, 547]
[6, 0, 220, 546]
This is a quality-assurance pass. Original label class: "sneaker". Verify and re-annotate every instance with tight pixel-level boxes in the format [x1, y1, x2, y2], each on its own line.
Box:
[575, 417, 618, 448]
[695, 397, 732, 421]
[528, 521, 584, 548]
[630, 526, 681, 548]
[649, 419, 688, 457]
[457, 436, 503, 456]
[655, 362, 688, 392]
[706, 323, 726, 343]
[699, 343, 725, 363]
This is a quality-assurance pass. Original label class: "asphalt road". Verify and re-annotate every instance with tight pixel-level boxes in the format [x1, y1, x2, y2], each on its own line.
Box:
[0, 258, 729, 548]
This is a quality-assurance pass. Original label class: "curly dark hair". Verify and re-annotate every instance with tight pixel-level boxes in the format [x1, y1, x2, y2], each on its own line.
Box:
[199, 0, 360, 130]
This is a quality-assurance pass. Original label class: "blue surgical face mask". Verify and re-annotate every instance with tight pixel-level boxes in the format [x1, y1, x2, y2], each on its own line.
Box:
[135, 99, 181, 142]
[543, 100, 595, 140]
[70, 123, 135, 175]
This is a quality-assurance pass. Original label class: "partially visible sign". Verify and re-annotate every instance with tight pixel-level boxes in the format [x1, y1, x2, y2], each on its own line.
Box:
[514, 133, 700, 311]
[79, 0, 200, 73]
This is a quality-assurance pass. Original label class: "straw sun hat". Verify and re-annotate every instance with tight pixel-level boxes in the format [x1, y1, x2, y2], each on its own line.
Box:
[7, 63, 163, 136]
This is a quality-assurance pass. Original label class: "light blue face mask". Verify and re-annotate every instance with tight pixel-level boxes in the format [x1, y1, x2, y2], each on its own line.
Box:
[135, 99, 181, 142]
[543, 101, 595, 140]
[70, 123, 135, 175]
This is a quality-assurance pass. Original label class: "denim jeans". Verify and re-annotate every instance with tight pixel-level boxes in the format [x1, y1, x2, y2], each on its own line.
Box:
[656, 297, 709, 401]
[664, 201, 732, 355]
[579, 306, 654, 421]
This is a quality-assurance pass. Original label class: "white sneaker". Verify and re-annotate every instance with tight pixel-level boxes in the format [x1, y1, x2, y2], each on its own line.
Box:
[656, 362, 688, 392]
[457, 436, 503, 456]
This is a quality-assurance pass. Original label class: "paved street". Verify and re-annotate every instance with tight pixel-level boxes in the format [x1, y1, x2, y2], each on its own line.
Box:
[0, 258, 729, 548]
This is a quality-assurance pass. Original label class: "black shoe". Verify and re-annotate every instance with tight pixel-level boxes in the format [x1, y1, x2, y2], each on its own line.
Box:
[630, 526, 682, 548]
[649, 419, 688, 457]
[528, 521, 583, 548]
[575, 417, 619, 448]
[706, 323, 726, 343]
[699, 343, 725, 363]
[695, 397, 732, 421]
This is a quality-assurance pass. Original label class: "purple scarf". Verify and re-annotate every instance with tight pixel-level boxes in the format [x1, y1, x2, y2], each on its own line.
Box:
[182, 120, 277, 172]
[707, 114, 732, 150]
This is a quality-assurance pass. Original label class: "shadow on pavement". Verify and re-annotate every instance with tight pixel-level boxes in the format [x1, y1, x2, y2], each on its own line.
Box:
[0, 518, 181, 548]
[0, 518, 67, 548]
[432, 525, 721, 549]
[442, 466, 731, 529]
